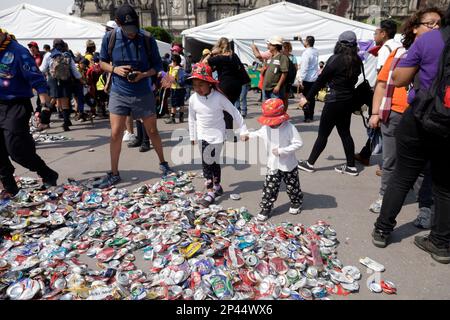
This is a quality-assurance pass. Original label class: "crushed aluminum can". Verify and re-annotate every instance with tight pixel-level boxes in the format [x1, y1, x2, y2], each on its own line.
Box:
[381, 280, 397, 295]
[368, 281, 383, 293]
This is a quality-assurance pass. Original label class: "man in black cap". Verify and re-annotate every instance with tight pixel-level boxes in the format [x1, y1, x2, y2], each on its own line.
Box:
[99, 4, 173, 187]
[0, 28, 59, 198]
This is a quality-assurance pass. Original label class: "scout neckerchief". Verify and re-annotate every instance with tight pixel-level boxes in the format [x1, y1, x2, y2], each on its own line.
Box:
[0, 32, 15, 54]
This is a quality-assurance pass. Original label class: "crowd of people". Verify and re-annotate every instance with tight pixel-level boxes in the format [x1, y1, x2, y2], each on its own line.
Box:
[1, 2, 450, 265]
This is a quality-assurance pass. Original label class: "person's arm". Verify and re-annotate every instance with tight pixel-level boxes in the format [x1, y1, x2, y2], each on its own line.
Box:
[221, 95, 248, 135]
[39, 53, 50, 73]
[392, 66, 419, 87]
[369, 81, 387, 128]
[19, 50, 48, 98]
[70, 59, 82, 80]
[251, 43, 263, 62]
[277, 124, 303, 156]
[188, 98, 197, 143]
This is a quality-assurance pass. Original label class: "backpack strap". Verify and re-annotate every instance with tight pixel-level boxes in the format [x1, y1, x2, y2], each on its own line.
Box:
[107, 28, 117, 63]
[141, 30, 153, 68]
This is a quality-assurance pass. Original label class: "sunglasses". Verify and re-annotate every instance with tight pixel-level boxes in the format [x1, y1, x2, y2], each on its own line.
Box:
[419, 20, 441, 29]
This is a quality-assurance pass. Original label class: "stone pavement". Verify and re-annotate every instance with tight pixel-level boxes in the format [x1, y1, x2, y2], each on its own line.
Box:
[14, 92, 449, 299]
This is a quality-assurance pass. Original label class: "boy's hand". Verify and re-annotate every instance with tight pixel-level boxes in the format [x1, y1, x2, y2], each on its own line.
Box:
[272, 148, 280, 156]
[240, 135, 249, 142]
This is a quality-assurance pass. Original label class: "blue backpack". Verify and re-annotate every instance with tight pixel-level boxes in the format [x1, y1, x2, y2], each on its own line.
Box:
[177, 68, 188, 87]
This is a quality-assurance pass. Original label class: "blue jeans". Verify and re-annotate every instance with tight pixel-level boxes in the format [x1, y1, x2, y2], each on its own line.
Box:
[235, 84, 249, 114]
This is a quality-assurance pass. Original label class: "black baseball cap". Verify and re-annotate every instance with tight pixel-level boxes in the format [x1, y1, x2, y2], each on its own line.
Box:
[115, 4, 139, 34]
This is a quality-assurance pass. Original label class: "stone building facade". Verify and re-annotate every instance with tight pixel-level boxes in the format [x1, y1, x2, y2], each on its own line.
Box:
[73, 0, 449, 35]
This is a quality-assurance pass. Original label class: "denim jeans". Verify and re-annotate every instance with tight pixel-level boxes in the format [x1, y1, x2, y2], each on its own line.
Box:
[264, 89, 285, 100]
[375, 107, 450, 248]
[235, 84, 249, 114]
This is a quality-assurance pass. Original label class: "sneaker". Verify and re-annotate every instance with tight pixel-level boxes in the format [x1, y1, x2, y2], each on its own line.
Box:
[414, 235, 450, 264]
[139, 143, 151, 153]
[198, 193, 215, 208]
[298, 160, 315, 173]
[372, 229, 390, 248]
[122, 131, 135, 142]
[214, 185, 224, 197]
[159, 162, 174, 177]
[127, 138, 142, 148]
[334, 165, 359, 176]
[98, 172, 121, 189]
[369, 196, 383, 214]
[414, 207, 433, 229]
[354, 153, 370, 166]
[257, 209, 271, 222]
[42, 169, 59, 187]
[289, 203, 302, 215]
[0, 176, 20, 196]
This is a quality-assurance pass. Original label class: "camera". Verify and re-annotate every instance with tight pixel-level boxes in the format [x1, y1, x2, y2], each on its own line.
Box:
[127, 71, 138, 82]
[293, 35, 302, 41]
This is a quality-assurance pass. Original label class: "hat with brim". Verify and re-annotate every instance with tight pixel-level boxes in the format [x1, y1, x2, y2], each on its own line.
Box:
[187, 63, 219, 84]
[121, 24, 139, 34]
[258, 98, 290, 127]
[267, 36, 283, 46]
[28, 41, 38, 48]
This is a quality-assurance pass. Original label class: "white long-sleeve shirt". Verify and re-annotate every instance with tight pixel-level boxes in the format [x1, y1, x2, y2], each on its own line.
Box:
[299, 47, 319, 83]
[248, 121, 303, 172]
[188, 89, 248, 144]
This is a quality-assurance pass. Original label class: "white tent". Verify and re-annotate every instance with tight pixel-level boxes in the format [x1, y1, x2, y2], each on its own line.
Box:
[0, 3, 172, 57]
[182, 1, 378, 85]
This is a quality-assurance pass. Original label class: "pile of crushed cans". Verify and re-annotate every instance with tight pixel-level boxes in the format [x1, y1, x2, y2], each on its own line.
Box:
[0, 172, 363, 300]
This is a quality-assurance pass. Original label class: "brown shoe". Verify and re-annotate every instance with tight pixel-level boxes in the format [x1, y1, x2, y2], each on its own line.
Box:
[354, 153, 370, 166]
[376, 169, 383, 177]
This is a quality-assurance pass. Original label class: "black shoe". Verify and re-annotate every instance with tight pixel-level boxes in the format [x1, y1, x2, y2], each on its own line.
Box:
[63, 124, 71, 132]
[139, 143, 151, 153]
[127, 138, 142, 148]
[214, 185, 224, 197]
[414, 235, 450, 264]
[257, 209, 271, 222]
[42, 170, 59, 187]
[179, 113, 184, 123]
[372, 229, 390, 248]
[0, 175, 19, 196]
[298, 160, 315, 173]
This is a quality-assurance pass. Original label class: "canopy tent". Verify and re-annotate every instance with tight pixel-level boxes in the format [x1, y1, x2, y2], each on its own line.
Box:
[182, 1, 379, 86]
[0, 3, 172, 57]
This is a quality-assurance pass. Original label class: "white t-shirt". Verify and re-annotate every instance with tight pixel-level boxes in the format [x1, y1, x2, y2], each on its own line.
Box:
[248, 121, 303, 172]
[377, 39, 402, 71]
[188, 89, 248, 144]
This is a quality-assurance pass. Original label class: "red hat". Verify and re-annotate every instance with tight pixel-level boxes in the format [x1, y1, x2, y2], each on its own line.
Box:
[27, 41, 39, 48]
[188, 63, 219, 84]
[171, 45, 182, 53]
[258, 98, 290, 127]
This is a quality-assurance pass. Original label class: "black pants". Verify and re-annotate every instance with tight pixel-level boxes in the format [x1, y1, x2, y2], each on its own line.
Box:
[0, 100, 56, 190]
[375, 107, 450, 248]
[303, 81, 316, 121]
[201, 140, 223, 189]
[260, 168, 303, 211]
[221, 83, 240, 131]
[135, 120, 149, 144]
[308, 99, 356, 167]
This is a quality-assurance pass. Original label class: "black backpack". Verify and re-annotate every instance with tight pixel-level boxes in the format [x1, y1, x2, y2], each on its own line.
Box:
[412, 27, 450, 138]
[286, 56, 297, 85]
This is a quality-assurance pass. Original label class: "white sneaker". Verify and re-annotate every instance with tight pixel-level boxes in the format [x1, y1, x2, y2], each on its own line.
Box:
[122, 131, 135, 142]
[289, 204, 302, 215]
[414, 207, 433, 229]
[369, 196, 383, 214]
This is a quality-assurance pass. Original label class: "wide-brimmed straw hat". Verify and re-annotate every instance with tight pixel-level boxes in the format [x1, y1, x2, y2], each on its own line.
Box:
[258, 98, 290, 127]
[188, 63, 219, 84]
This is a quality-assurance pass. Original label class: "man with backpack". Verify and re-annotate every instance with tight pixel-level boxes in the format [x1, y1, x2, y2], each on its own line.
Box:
[0, 28, 59, 198]
[99, 4, 173, 187]
[298, 35, 319, 123]
[371, 9, 450, 264]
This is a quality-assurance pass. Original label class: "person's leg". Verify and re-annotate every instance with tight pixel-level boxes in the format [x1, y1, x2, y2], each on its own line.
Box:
[178, 89, 186, 123]
[426, 136, 450, 248]
[282, 167, 303, 208]
[0, 127, 19, 195]
[109, 113, 127, 175]
[60, 97, 71, 131]
[374, 108, 428, 234]
[307, 102, 336, 165]
[260, 170, 282, 212]
[211, 143, 223, 191]
[241, 84, 248, 116]
[126, 116, 134, 135]
[142, 116, 165, 163]
[334, 105, 356, 168]
[418, 163, 434, 209]
[302, 81, 315, 120]
[234, 87, 241, 112]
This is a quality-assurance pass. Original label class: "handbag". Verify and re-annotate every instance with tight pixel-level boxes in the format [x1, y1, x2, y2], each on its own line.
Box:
[352, 63, 373, 115]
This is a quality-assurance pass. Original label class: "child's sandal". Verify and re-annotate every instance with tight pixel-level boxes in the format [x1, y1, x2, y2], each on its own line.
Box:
[198, 194, 215, 208]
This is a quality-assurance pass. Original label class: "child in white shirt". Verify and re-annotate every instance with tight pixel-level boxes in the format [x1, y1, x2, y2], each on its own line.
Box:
[188, 63, 248, 207]
[246, 98, 304, 221]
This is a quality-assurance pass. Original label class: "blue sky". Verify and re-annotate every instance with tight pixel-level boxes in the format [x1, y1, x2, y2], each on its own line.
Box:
[3, 0, 74, 14]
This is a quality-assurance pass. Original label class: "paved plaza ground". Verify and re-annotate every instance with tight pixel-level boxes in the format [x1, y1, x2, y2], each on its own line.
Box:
[13, 91, 450, 300]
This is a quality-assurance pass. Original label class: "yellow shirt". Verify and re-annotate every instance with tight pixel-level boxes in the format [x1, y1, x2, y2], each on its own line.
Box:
[169, 65, 181, 89]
